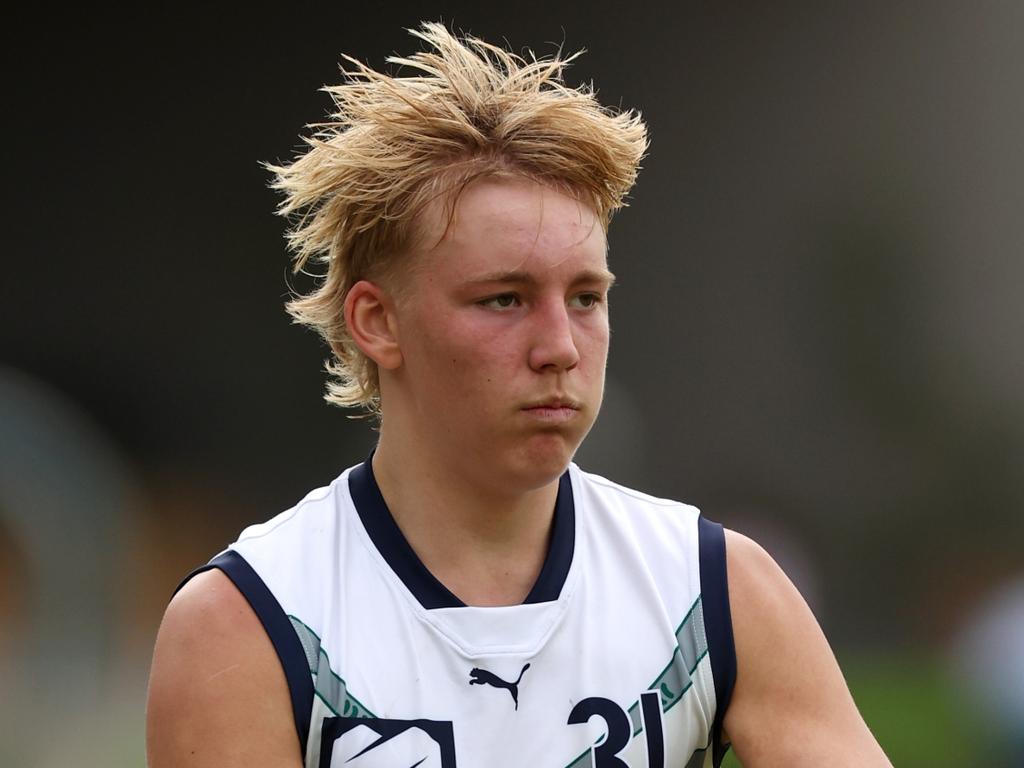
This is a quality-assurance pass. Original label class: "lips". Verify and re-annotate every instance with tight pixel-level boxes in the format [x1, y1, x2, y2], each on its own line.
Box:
[521, 398, 582, 424]
[522, 396, 582, 411]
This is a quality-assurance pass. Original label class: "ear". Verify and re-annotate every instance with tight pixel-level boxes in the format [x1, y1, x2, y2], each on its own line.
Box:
[344, 280, 403, 370]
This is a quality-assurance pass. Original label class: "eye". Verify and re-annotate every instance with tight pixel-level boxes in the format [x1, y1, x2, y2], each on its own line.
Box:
[478, 293, 520, 310]
[569, 292, 603, 309]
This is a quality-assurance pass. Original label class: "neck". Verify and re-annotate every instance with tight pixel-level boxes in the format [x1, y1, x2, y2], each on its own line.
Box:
[371, 429, 562, 606]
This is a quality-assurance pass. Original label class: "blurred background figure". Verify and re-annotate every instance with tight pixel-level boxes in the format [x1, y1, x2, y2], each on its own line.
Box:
[953, 574, 1024, 763]
[3, 2, 1022, 765]
[0, 367, 139, 765]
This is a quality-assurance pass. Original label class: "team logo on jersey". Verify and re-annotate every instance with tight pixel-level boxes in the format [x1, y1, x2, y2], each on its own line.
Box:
[467, 663, 530, 710]
[319, 716, 456, 768]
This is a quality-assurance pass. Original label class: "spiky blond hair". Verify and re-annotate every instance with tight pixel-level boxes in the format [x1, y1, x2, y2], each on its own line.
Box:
[268, 22, 648, 412]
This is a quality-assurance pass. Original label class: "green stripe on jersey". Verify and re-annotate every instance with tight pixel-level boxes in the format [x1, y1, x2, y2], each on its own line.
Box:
[563, 594, 711, 768]
[288, 615, 376, 720]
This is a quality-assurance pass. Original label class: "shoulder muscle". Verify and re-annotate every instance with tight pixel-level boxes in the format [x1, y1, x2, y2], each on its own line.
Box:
[146, 569, 303, 768]
[722, 529, 891, 767]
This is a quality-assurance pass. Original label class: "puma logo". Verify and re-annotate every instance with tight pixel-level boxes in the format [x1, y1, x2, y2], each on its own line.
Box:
[468, 663, 531, 710]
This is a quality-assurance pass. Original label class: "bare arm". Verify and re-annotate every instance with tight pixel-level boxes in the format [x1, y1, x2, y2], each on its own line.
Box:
[722, 529, 892, 767]
[146, 569, 304, 768]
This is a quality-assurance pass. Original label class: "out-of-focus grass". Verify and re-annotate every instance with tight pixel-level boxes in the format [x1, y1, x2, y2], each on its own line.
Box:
[842, 653, 980, 766]
[720, 651, 997, 767]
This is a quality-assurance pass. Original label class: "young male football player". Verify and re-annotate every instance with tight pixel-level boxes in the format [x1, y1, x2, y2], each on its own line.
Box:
[147, 23, 892, 767]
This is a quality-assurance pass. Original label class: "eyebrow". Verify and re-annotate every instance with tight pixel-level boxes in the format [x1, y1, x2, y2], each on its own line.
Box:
[462, 268, 617, 289]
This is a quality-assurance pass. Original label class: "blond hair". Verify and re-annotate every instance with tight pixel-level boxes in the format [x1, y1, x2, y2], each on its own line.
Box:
[268, 22, 648, 412]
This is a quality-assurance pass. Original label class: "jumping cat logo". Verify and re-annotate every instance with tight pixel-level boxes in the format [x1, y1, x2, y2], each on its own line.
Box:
[320, 717, 456, 768]
[468, 663, 531, 710]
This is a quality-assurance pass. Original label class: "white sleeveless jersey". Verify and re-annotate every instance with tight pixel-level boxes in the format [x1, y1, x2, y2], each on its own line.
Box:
[180, 460, 736, 768]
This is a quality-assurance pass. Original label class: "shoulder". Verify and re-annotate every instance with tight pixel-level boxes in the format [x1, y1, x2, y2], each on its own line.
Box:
[723, 529, 798, 623]
[721, 529, 892, 766]
[722, 528, 825, 688]
[723, 528, 839, 684]
[146, 569, 302, 768]
[155, 568, 271, 661]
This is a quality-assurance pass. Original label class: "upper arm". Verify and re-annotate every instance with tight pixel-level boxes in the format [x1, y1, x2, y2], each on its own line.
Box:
[146, 569, 304, 768]
[721, 529, 891, 767]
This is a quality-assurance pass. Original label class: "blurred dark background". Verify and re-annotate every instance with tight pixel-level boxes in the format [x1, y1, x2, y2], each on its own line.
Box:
[2, 3, 1022, 765]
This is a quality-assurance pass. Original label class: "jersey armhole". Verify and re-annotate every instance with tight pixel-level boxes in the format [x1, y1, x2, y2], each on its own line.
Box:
[174, 550, 314, 757]
[697, 515, 737, 767]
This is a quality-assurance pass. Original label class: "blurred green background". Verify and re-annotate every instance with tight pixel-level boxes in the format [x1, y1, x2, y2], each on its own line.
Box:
[2, 2, 1022, 765]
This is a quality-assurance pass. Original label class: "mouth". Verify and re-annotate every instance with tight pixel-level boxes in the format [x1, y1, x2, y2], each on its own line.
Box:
[521, 398, 582, 424]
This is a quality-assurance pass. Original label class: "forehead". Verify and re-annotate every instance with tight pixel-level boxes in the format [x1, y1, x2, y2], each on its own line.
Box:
[414, 176, 608, 276]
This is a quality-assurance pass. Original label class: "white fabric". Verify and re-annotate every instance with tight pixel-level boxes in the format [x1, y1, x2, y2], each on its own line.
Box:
[228, 463, 719, 768]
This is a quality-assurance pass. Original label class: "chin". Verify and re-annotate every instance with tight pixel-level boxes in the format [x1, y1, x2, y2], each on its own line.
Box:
[507, 435, 579, 490]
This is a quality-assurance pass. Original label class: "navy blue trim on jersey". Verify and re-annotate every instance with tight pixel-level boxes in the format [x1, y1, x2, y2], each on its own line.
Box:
[697, 515, 737, 767]
[174, 550, 314, 758]
[348, 459, 463, 609]
[524, 470, 574, 603]
[349, 457, 575, 609]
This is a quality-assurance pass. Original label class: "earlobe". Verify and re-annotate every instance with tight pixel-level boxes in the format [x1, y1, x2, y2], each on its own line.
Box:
[344, 280, 403, 370]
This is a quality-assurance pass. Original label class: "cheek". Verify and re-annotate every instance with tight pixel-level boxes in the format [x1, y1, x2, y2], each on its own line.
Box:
[409, 314, 506, 395]
[579, 318, 610, 364]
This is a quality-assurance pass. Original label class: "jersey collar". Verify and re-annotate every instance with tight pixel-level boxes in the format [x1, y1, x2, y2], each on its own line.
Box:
[348, 456, 575, 609]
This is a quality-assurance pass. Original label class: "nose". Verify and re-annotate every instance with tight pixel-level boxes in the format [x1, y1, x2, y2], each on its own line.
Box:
[528, 299, 580, 372]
